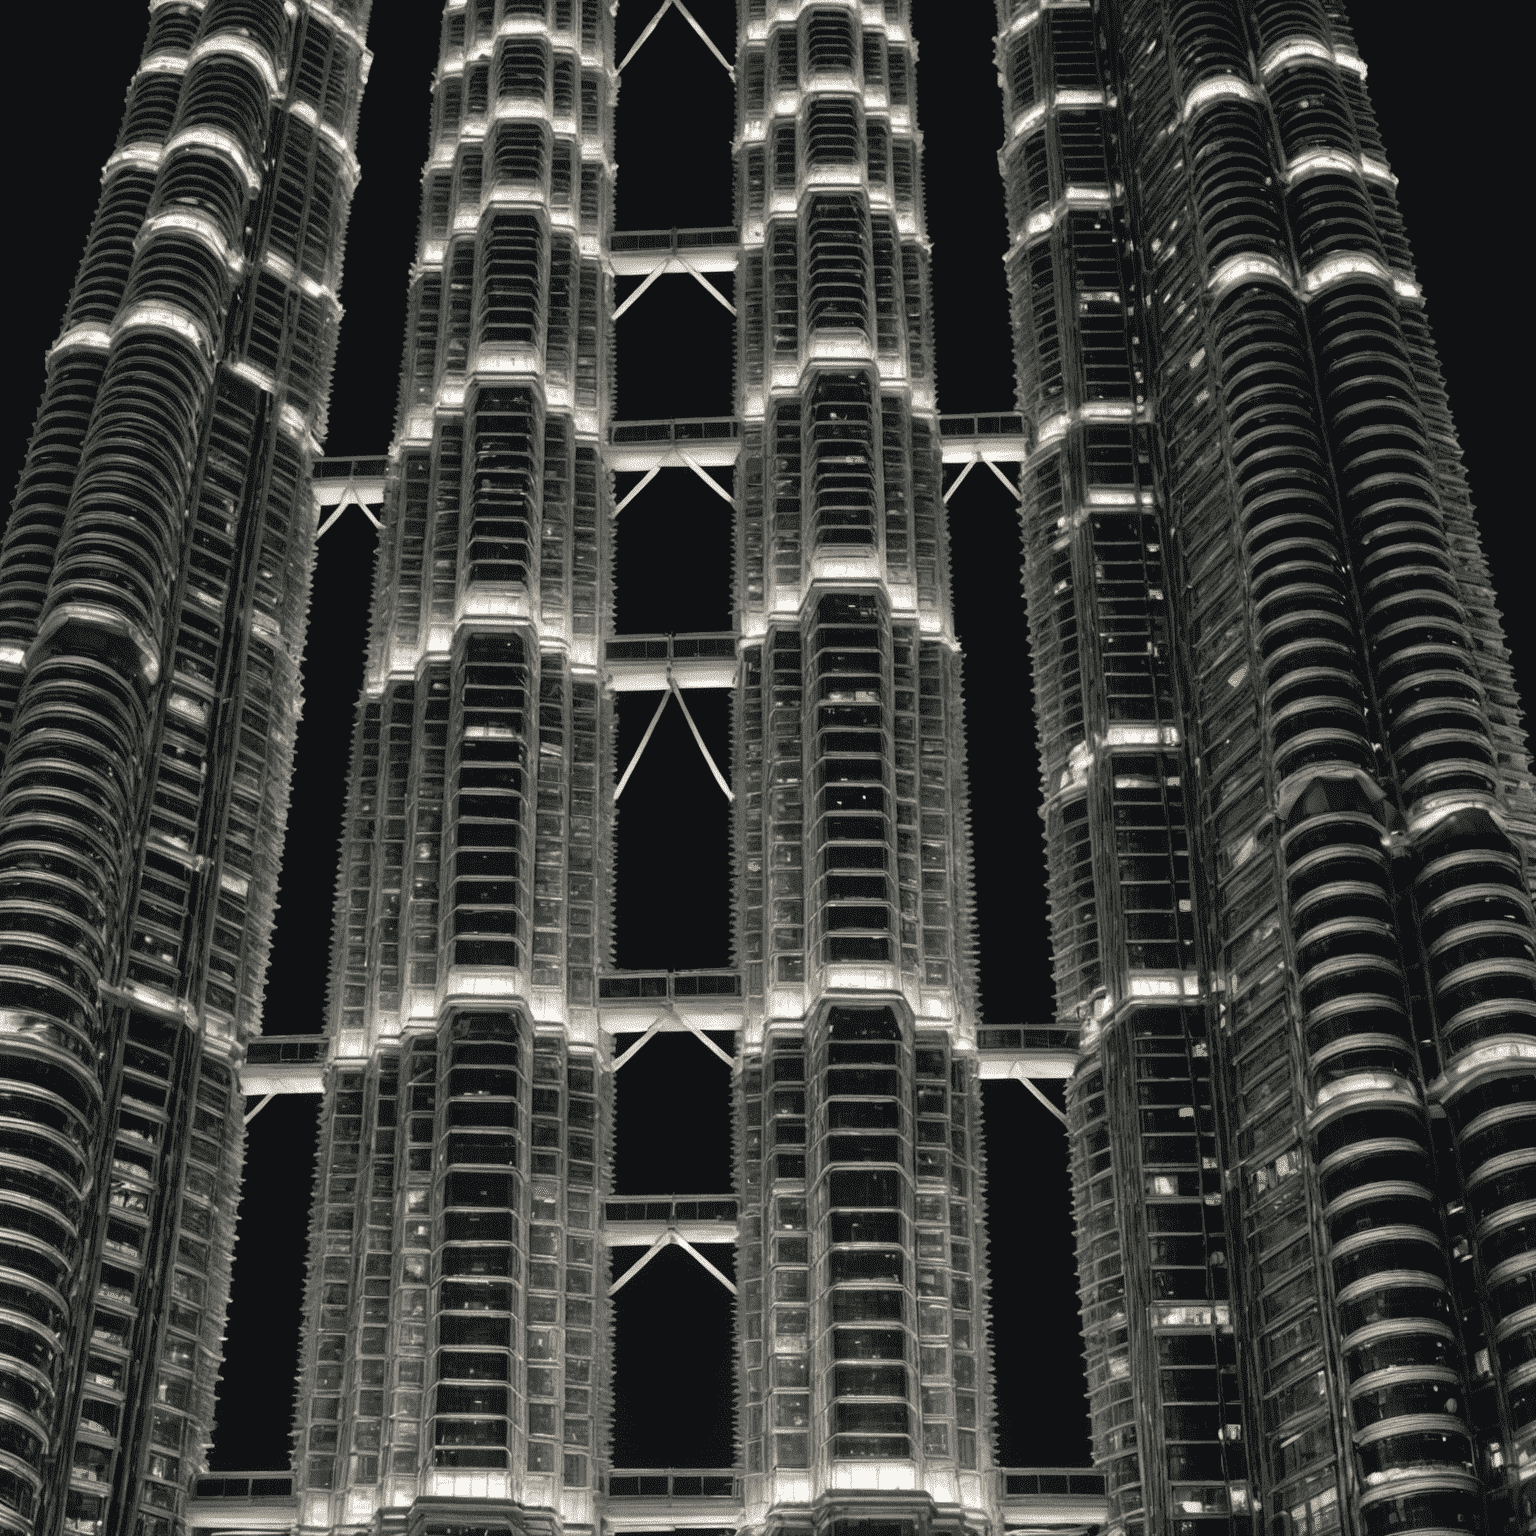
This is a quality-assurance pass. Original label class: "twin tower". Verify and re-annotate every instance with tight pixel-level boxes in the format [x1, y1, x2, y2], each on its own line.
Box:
[0, 3, 1530, 1536]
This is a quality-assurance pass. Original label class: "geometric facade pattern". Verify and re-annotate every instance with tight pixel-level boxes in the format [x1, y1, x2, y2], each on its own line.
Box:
[0, 5, 1530, 1536]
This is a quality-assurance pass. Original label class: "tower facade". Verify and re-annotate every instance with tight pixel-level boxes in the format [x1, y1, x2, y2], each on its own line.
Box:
[4, 7, 1534, 1536]
[995, 0, 1535, 1532]
[0, 4, 370, 1536]
[288, 2, 997, 1536]
[288, 0, 622, 1528]
[729, 0, 992, 1524]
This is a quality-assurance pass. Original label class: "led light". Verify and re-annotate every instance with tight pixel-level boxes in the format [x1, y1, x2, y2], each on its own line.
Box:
[1285, 148, 1361, 184]
[1303, 251, 1392, 293]
[48, 324, 112, 358]
[227, 358, 278, 394]
[143, 208, 241, 270]
[188, 32, 281, 96]
[1313, 1071, 1418, 1108]
[1260, 38, 1333, 75]
[1182, 75, 1258, 120]
[104, 142, 164, 176]
[135, 51, 189, 77]
[1208, 253, 1294, 295]
[164, 125, 261, 190]
[115, 301, 215, 359]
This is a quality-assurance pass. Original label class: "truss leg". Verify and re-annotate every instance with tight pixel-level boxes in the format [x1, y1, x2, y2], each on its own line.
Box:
[676, 1013, 735, 1068]
[669, 677, 735, 802]
[942, 455, 979, 503]
[613, 464, 661, 516]
[609, 1233, 670, 1295]
[986, 457, 1021, 497]
[316, 498, 351, 538]
[679, 450, 736, 506]
[669, 0, 734, 79]
[615, 688, 673, 800]
[1011, 1065, 1068, 1126]
[681, 259, 737, 316]
[612, 1011, 676, 1071]
[617, 0, 674, 73]
[613, 261, 667, 320]
[243, 1093, 277, 1126]
[674, 1234, 738, 1295]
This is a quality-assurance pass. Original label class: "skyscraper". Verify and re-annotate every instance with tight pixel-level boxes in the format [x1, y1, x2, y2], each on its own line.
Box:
[993, 0, 1534, 1531]
[288, 0, 997, 1529]
[2, 6, 1531, 1536]
[0, 4, 371, 1535]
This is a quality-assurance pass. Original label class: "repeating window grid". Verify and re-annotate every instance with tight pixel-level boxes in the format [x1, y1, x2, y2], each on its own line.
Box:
[891, 627, 921, 988]
[539, 420, 572, 627]
[445, 633, 531, 976]
[738, 1060, 767, 1471]
[428, 423, 466, 634]
[73, 1026, 178, 1525]
[770, 1180, 811, 1469]
[431, 1013, 526, 1480]
[463, 385, 544, 596]
[533, 655, 568, 991]
[403, 666, 450, 997]
[374, 684, 417, 1017]
[768, 397, 802, 600]
[300, 1065, 366, 1497]
[566, 678, 600, 1006]
[1132, 1012, 1250, 1522]
[332, 702, 381, 1038]
[814, 1009, 915, 1463]
[878, 398, 911, 585]
[526, 1039, 565, 1476]
[737, 646, 767, 1006]
[1109, 752, 1195, 981]
[383, 1038, 436, 1496]
[915, 642, 961, 994]
[806, 595, 893, 981]
[768, 630, 806, 987]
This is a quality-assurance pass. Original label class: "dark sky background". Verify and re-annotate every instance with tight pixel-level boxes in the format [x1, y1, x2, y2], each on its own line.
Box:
[4, 0, 1522, 1481]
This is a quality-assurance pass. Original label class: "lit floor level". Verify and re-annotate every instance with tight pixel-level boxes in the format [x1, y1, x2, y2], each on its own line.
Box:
[240, 1017, 1079, 1097]
[312, 411, 1027, 510]
[186, 1468, 1110, 1532]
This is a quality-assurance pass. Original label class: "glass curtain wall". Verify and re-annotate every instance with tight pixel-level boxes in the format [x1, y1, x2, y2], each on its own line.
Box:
[730, 3, 993, 1530]
[995, 0, 1536, 1531]
[290, 2, 617, 1532]
[0, 5, 370, 1536]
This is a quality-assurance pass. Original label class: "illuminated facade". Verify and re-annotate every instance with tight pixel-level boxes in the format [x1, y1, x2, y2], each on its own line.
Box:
[288, 0, 996, 1533]
[5, 4, 1534, 1536]
[995, 0, 1535, 1532]
[0, 3, 371, 1536]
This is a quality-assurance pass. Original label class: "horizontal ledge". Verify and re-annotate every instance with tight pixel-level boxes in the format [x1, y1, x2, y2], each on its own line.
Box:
[186, 1501, 297, 1531]
[239, 1067, 326, 1096]
[313, 411, 1027, 493]
[605, 1218, 739, 1246]
[605, 1505, 746, 1531]
[610, 656, 737, 691]
[977, 1049, 1078, 1081]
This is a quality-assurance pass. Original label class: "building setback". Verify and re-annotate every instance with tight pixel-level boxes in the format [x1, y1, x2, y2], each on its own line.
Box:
[289, 0, 996, 1530]
[0, 3, 371, 1535]
[1, 4, 1532, 1536]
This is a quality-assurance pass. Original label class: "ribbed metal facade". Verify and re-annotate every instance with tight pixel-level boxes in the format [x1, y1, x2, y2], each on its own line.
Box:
[287, 0, 620, 1531]
[7, 5, 1533, 1536]
[0, 4, 370, 1536]
[289, 2, 998, 1536]
[729, 1, 992, 1530]
[995, 0, 1535, 1532]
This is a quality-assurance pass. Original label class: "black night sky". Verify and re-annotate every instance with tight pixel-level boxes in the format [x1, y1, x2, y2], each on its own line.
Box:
[3, 0, 1524, 1482]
